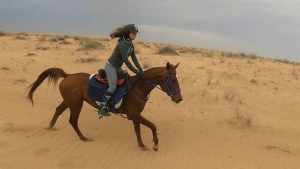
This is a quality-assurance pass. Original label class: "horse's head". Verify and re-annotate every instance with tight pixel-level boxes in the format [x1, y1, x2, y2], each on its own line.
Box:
[159, 62, 183, 104]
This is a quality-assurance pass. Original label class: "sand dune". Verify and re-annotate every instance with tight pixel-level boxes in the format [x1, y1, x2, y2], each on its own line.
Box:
[0, 32, 299, 169]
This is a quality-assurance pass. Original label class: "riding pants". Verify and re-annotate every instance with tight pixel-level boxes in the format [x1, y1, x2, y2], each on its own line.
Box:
[101, 61, 123, 106]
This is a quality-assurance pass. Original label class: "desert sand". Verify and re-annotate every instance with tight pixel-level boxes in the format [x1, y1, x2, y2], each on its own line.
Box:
[0, 32, 299, 169]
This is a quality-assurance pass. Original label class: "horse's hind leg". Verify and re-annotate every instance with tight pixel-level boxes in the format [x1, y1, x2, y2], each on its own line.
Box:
[68, 102, 92, 142]
[46, 101, 68, 130]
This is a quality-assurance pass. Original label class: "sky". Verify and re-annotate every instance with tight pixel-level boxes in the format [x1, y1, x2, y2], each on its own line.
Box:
[0, 0, 299, 61]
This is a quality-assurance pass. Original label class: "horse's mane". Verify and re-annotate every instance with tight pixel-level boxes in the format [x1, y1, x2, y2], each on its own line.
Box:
[144, 63, 176, 74]
[144, 67, 166, 75]
[144, 67, 164, 72]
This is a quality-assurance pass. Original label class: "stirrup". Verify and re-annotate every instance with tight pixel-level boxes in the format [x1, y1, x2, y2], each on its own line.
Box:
[99, 106, 111, 116]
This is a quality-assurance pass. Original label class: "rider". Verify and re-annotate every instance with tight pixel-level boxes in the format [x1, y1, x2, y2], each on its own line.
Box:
[99, 24, 143, 117]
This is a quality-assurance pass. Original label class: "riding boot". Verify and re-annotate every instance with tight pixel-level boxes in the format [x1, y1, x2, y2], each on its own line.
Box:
[99, 91, 113, 117]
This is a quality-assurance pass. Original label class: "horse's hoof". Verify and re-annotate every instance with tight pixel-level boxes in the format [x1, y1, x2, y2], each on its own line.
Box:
[82, 138, 94, 142]
[153, 144, 159, 151]
[45, 126, 52, 130]
[140, 146, 149, 151]
[45, 126, 57, 131]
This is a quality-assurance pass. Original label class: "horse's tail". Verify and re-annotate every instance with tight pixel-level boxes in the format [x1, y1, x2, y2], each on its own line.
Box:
[26, 68, 67, 105]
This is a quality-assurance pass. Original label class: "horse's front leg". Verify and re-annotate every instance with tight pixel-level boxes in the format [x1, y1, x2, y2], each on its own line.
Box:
[133, 121, 149, 151]
[132, 115, 159, 151]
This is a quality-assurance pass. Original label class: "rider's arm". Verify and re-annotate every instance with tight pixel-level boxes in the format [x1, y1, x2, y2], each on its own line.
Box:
[119, 42, 139, 74]
[131, 49, 142, 70]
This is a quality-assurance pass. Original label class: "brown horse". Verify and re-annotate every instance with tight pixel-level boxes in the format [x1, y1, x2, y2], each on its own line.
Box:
[26, 62, 182, 151]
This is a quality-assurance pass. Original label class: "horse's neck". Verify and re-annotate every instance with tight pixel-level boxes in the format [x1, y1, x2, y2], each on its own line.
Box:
[145, 67, 167, 83]
[139, 67, 167, 95]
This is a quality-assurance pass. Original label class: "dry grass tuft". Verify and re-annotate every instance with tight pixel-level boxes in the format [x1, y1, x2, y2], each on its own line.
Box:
[274, 58, 291, 64]
[245, 113, 253, 126]
[50, 36, 65, 42]
[201, 89, 207, 96]
[238, 95, 245, 105]
[234, 105, 253, 126]
[73, 36, 82, 40]
[63, 35, 70, 39]
[266, 145, 292, 155]
[15, 78, 28, 83]
[235, 105, 242, 119]
[250, 78, 258, 84]
[15, 35, 27, 40]
[73, 36, 88, 43]
[206, 52, 213, 57]
[36, 44, 50, 50]
[1, 66, 10, 70]
[38, 36, 47, 41]
[0, 30, 6, 36]
[135, 41, 145, 45]
[226, 52, 234, 58]
[240, 53, 246, 57]
[57, 36, 65, 41]
[17, 32, 29, 36]
[50, 37, 58, 42]
[26, 53, 36, 56]
[215, 93, 219, 102]
[135, 47, 141, 54]
[76, 56, 99, 63]
[59, 40, 71, 45]
[179, 47, 201, 54]
[140, 56, 151, 69]
[292, 67, 299, 80]
[141, 60, 151, 69]
[157, 46, 179, 56]
[225, 89, 236, 101]
[222, 52, 259, 60]
[207, 72, 213, 85]
[99, 37, 110, 41]
[78, 39, 104, 50]
[248, 54, 258, 59]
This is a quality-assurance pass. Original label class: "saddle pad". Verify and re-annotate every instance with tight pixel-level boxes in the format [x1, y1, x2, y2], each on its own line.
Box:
[94, 74, 125, 86]
[87, 73, 129, 104]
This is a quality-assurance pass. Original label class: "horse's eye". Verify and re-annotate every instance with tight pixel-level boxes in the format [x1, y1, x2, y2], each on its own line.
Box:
[172, 79, 177, 83]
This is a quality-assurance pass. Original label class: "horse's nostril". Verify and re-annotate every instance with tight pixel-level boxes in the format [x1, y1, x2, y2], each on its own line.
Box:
[178, 98, 183, 102]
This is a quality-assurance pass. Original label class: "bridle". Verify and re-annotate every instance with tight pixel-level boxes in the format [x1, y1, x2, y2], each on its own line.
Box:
[143, 71, 181, 97]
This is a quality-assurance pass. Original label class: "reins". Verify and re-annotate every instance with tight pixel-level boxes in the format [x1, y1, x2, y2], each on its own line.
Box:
[110, 71, 181, 118]
[142, 71, 181, 97]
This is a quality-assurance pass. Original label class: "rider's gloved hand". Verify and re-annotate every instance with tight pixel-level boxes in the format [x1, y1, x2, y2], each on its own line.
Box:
[137, 71, 143, 78]
[138, 67, 143, 72]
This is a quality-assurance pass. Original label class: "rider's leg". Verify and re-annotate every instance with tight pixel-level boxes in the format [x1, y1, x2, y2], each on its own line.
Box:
[99, 62, 118, 116]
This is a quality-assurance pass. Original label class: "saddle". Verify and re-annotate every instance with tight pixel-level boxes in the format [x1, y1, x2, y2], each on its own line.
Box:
[95, 69, 126, 86]
[87, 70, 129, 112]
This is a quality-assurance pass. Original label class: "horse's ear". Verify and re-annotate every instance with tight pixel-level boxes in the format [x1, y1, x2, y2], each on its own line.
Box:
[166, 62, 170, 70]
[175, 62, 180, 68]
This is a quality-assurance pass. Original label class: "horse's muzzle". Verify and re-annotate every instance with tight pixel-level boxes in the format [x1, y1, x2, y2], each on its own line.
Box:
[173, 97, 183, 103]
